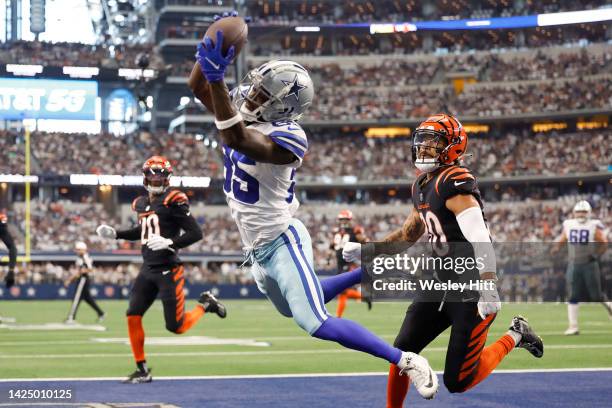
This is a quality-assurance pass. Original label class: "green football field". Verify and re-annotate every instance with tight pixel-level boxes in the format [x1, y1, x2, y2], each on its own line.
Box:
[1, 300, 611, 379]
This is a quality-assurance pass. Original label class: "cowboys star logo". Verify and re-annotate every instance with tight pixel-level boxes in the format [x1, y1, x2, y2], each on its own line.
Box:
[281, 75, 306, 101]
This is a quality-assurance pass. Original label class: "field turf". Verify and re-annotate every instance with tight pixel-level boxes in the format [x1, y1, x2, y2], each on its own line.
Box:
[1, 299, 611, 379]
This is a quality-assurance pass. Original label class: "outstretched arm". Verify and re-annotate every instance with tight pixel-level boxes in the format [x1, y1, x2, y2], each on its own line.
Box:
[196, 31, 296, 165]
[382, 207, 425, 243]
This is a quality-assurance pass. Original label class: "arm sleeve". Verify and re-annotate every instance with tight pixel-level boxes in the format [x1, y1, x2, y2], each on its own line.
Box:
[456, 206, 496, 276]
[116, 225, 142, 241]
[170, 197, 203, 249]
[0, 226, 17, 270]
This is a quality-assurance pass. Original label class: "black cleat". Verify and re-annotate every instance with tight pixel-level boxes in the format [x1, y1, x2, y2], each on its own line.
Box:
[199, 291, 227, 318]
[509, 316, 544, 358]
[122, 369, 152, 384]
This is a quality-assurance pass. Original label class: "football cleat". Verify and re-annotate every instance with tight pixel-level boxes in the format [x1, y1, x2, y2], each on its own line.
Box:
[564, 327, 580, 336]
[509, 316, 544, 358]
[397, 352, 438, 399]
[97, 313, 106, 323]
[122, 369, 152, 384]
[199, 291, 227, 318]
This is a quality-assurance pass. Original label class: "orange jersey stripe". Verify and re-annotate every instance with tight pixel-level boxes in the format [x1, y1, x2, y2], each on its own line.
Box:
[443, 167, 470, 183]
[435, 166, 458, 195]
[163, 190, 180, 206]
[451, 173, 475, 181]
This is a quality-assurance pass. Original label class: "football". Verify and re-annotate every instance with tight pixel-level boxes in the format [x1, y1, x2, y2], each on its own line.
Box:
[204, 16, 248, 58]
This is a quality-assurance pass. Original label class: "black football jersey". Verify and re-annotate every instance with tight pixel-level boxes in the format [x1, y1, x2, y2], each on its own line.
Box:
[412, 165, 486, 281]
[130, 190, 198, 269]
[332, 225, 365, 273]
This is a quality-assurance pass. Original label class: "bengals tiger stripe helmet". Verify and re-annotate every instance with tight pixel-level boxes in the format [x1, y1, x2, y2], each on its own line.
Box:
[142, 156, 173, 194]
[411, 113, 468, 173]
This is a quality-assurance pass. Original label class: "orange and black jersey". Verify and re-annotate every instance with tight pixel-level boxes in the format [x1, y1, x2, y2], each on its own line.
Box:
[0, 212, 17, 269]
[331, 225, 365, 273]
[412, 166, 486, 281]
[116, 189, 203, 270]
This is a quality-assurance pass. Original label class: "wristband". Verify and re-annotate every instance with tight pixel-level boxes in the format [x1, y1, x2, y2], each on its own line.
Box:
[215, 112, 243, 130]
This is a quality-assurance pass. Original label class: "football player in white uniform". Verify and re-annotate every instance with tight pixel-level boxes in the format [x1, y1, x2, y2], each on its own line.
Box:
[554, 200, 610, 335]
[189, 25, 438, 399]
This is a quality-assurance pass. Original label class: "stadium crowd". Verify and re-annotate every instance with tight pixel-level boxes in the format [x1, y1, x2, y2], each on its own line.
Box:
[0, 41, 163, 70]
[8, 193, 610, 298]
[2, 129, 609, 181]
[8, 194, 610, 272]
[308, 77, 612, 121]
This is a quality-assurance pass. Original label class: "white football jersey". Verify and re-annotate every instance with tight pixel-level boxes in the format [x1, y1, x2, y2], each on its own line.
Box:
[562, 218, 605, 263]
[223, 120, 307, 249]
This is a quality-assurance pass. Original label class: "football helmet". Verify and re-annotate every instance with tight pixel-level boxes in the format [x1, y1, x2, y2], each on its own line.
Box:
[337, 210, 353, 229]
[232, 60, 314, 123]
[573, 200, 592, 223]
[411, 113, 467, 173]
[142, 156, 173, 195]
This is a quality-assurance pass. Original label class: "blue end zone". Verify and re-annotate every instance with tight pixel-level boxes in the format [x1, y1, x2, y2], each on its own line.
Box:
[1, 371, 610, 407]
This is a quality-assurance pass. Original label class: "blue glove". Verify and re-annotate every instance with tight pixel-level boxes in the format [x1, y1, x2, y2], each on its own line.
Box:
[196, 30, 235, 83]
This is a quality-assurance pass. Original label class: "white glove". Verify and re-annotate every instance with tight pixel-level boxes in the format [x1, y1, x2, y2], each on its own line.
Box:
[96, 224, 116, 239]
[477, 281, 502, 319]
[147, 235, 174, 251]
[342, 242, 362, 263]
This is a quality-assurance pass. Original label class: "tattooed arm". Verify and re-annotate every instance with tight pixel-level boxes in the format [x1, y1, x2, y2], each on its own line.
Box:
[382, 207, 425, 243]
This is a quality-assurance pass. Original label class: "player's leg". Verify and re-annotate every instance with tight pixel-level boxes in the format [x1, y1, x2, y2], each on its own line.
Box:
[158, 264, 223, 334]
[269, 221, 412, 376]
[335, 292, 348, 317]
[80, 275, 105, 320]
[387, 299, 451, 408]
[320, 267, 363, 303]
[124, 268, 158, 384]
[442, 303, 543, 393]
[566, 264, 583, 335]
[65, 276, 87, 322]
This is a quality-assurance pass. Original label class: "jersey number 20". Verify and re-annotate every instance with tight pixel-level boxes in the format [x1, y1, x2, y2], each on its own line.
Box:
[419, 211, 449, 256]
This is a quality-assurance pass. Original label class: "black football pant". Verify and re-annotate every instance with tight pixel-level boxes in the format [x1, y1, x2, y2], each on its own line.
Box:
[67, 275, 104, 320]
[393, 290, 496, 393]
[126, 264, 187, 333]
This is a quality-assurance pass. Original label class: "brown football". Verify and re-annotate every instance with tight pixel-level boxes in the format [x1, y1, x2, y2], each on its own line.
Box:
[204, 16, 248, 58]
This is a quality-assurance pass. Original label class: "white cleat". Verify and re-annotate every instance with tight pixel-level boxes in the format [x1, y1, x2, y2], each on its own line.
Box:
[397, 351, 438, 399]
[564, 327, 579, 336]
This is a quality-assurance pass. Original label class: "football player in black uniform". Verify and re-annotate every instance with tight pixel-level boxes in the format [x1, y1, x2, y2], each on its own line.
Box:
[1, 210, 17, 289]
[96, 156, 227, 384]
[330, 210, 370, 317]
[343, 114, 544, 404]
[1, 210, 17, 324]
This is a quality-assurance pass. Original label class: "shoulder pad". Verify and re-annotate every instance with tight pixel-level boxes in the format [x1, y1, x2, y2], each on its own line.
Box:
[131, 196, 148, 212]
[434, 166, 478, 200]
[163, 190, 189, 207]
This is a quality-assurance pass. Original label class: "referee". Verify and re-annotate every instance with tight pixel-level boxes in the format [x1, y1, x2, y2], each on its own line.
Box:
[65, 241, 105, 323]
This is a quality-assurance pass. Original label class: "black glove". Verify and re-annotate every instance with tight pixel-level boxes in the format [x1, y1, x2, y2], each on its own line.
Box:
[4, 269, 15, 289]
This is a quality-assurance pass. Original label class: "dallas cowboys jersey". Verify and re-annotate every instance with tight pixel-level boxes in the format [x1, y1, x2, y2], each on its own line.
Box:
[223, 121, 307, 249]
[562, 218, 606, 264]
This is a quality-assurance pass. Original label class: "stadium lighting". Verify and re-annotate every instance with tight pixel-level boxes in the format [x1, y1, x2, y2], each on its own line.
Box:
[537, 8, 612, 26]
[6, 64, 43, 77]
[295, 26, 321, 32]
[62, 66, 100, 79]
[0, 175, 39, 183]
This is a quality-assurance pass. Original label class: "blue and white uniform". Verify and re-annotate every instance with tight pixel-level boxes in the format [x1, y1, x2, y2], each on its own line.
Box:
[222, 120, 329, 333]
